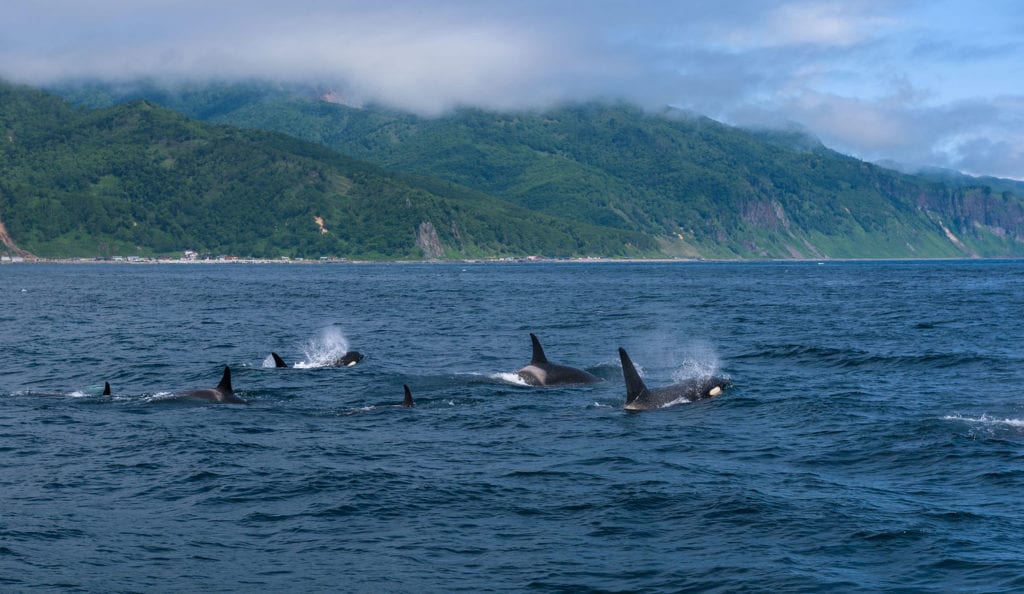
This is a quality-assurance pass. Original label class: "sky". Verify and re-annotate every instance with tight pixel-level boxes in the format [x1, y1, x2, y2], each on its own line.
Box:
[2, 0, 1023, 179]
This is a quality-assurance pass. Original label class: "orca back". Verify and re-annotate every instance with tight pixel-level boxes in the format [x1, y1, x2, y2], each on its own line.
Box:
[529, 333, 549, 365]
[334, 351, 364, 367]
[618, 348, 649, 406]
[216, 366, 233, 394]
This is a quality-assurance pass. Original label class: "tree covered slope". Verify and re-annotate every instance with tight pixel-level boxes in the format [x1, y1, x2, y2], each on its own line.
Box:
[66, 81, 1024, 259]
[0, 82, 655, 259]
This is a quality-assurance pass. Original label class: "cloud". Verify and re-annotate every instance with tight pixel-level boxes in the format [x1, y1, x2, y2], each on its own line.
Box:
[0, 0, 1021, 178]
[719, 1, 899, 49]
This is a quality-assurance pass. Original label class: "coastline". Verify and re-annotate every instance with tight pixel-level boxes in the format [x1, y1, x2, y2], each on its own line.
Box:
[2, 255, 1017, 265]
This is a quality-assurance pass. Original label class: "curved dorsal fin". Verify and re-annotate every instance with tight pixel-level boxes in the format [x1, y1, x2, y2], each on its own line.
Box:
[217, 366, 233, 393]
[618, 348, 648, 405]
[102, 382, 111, 396]
[529, 333, 548, 365]
[402, 384, 414, 407]
[271, 352, 287, 368]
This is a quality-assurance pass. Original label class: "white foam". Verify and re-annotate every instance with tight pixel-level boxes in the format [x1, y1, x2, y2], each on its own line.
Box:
[944, 414, 1024, 427]
[143, 391, 176, 403]
[671, 342, 721, 382]
[341, 405, 377, 416]
[261, 354, 278, 368]
[492, 372, 530, 386]
[295, 326, 351, 368]
[660, 395, 693, 408]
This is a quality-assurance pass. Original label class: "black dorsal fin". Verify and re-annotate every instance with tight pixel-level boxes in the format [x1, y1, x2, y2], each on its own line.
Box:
[402, 384, 415, 407]
[217, 366, 233, 393]
[618, 348, 648, 405]
[271, 352, 287, 368]
[102, 382, 111, 396]
[529, 333, 549, 365]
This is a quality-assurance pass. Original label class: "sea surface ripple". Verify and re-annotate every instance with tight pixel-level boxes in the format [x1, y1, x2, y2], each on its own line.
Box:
[2, 261, 1024, 592]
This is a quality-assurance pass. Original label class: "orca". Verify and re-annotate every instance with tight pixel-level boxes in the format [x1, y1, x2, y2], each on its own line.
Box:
[618, 347, 730, 411]
[330, 351, 364, 367]
[102, 382, 111, 396]
[177, 366, 247, 404]
[401, 385, 415, 407]
[516, 333, 600, 386]
[269, 351, 363, 368]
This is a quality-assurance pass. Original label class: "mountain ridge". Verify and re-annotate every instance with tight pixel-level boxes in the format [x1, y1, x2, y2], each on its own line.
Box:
[1, 81, 655, 259]
[17, 80, 1024, 259]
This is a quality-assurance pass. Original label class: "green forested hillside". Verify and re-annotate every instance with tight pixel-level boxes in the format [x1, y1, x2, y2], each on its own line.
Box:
[0, 82, 655, 259]
[227, 100, 1024, 258]
[63, 81, 1024, 259]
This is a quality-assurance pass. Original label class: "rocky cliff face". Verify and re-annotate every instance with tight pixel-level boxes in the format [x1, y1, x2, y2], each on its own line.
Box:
[917, 187, 1024, 243]
[0, 202, 33, 258]
[741, 200, 790, 231]
[415, 221, 445, 259]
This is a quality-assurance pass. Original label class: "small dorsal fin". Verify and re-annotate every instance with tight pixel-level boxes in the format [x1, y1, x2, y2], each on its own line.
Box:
[529, 333, 548, 365]
[402, 384, 414, 407]
[217, 366, 233, 393]
[618, 348, 648, 405]
[102, 382, 111, 396]
[271, 352, 287, 368]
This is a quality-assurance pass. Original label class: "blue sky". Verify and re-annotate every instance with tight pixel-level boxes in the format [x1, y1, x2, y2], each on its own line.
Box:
[3, 0, 1022, 179]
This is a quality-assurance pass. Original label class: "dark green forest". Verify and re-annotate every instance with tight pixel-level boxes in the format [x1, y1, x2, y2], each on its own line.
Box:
[0, 82, 654, 259]
[6, 79, 1024, 259]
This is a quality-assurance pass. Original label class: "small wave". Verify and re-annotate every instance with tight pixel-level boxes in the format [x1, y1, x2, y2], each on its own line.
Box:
[6, 390, 93, 399]
[943, 414, 1024, 427]
[491, 372, 530, 386]
[738, 343, 994, 370]
[342, 406, 378, 416]
[142, 391, 176, 404]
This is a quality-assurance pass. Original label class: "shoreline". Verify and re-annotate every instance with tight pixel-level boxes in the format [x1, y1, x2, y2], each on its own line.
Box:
[2, 255, 1020, 265]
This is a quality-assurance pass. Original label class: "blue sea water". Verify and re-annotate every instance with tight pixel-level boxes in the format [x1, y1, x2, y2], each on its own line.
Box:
[2, 260, 1023, 592]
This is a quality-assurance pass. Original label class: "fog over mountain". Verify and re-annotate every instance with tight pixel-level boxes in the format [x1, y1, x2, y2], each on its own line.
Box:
[2, 1, 1023, 179]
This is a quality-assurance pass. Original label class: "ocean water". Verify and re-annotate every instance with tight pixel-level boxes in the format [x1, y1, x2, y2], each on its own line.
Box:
[1, 261, 1023, 592]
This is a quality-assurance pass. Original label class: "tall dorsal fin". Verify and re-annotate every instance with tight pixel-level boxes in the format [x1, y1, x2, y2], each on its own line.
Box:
[618, 348, 648, 405]
[271, 352, 287, 368]
[529, 333, 549, 365]
[402, 384, 415, 407]
[102, 382, 111, 396]
[216, 366, 233, 393]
